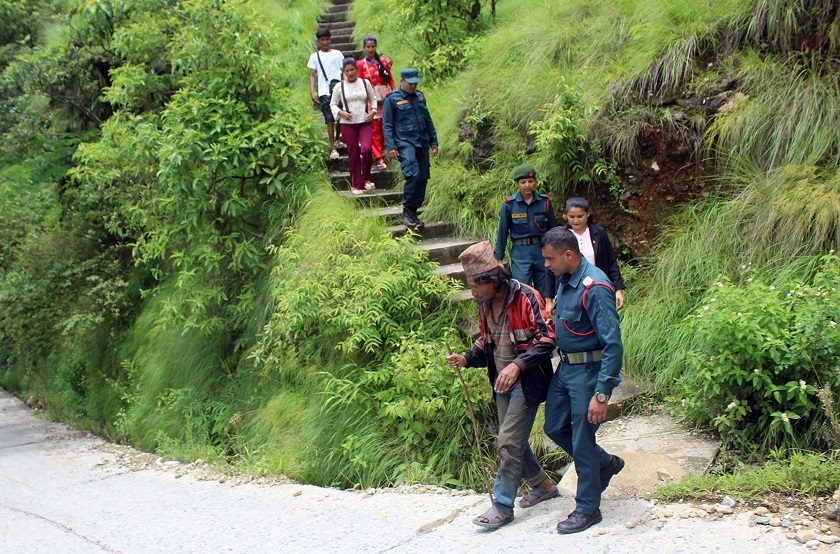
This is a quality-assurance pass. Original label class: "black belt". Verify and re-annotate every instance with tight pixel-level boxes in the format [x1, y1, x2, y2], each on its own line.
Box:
[559, 350, 603, 364]
[512, 237, 541, 246]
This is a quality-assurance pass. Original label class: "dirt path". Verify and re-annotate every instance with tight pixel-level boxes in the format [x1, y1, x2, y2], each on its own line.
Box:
[0, 390, 827, 552]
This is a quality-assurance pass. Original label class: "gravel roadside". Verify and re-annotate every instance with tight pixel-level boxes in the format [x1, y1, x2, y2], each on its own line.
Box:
[0, 389, 832, 553]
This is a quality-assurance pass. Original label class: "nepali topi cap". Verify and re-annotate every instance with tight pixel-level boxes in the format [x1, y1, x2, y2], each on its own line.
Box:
[459, 241, 502, 279]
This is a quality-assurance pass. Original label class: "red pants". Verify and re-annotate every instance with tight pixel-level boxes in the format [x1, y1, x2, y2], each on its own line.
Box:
[371, 117, 385, 162]
[340, 122, 373, 190]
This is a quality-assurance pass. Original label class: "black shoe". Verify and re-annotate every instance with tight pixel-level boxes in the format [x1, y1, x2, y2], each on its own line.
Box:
[401, 211, 417, 230]
[404, 207, 424, 228]
[600, 455, 625, 492]
[555, 509, 602, 534]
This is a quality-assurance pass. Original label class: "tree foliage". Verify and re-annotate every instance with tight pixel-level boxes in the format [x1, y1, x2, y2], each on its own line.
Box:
[66, 0, 323, 333]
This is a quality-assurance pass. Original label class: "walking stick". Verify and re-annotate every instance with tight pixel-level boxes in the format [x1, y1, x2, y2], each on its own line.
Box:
[447, 341, 495, 506]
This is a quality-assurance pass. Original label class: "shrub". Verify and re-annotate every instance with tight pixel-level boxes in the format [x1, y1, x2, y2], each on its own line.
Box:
[675, 252, 840, 451]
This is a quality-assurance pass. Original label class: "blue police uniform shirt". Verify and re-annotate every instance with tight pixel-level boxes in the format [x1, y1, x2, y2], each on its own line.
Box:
[554, 257, 623, 396]
[494, 191, 556, 260]
[383, 88, 438, 151]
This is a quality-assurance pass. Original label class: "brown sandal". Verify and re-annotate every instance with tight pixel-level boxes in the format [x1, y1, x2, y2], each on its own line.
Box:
[519, 486, 559, 508]
[473, 505, 514, 530]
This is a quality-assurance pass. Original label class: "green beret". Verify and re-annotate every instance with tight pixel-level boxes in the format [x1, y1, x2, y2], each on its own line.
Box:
[512, 164, 537, 181]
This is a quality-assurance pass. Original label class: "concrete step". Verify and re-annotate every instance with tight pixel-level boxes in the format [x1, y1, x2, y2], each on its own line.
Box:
[558, 409, 719, 498]
[415, 236, 476, 266]
[327, 156, 394, 174]
[450, 288, 473, 303]
[330, 29, 354, 39]
[332, 42, 359, 53]
[320, 12, 349, 23]
[330, 169, 397, 190]
[432, 262, 466, 285]
[330, 0, 354, 6]
[322, 21, 354, 31]
[364, 204, 421, 225]
[387, 220, 453, 240]
[337, 188, 402, 206]
[324, 3, 350, 15]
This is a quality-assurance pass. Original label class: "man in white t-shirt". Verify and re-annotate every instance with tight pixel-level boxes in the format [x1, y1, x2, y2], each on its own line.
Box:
[307, 28, 344, 159]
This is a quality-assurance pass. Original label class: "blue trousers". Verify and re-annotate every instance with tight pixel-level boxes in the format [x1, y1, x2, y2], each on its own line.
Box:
[510, 244, 548, 298]
[492, 383, 548, 515]
[398, 144, 430, 212]
[543, 361, 612, 514]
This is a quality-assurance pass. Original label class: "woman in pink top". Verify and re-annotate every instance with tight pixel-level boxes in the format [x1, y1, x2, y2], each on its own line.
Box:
[357, 35, 395, 169]
[331, 58, 377, 194]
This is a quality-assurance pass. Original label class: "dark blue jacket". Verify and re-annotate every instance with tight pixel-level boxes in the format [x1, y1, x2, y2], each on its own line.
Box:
[554, 258, 623, 396]
[494, 191, 557, 260]
[382, 88, 438, 151]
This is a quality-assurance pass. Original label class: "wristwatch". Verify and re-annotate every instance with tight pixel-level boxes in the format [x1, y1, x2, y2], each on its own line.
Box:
[594, 392, 609, 403]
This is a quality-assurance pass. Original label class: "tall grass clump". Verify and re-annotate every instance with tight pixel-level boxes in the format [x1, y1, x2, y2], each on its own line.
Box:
[706, 55, 840, 172]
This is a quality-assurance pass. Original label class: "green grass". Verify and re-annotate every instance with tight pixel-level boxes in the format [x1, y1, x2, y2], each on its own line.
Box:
[706, 54, 840, 172]
[621, 163, 840, 392]
[658, 451, 840, 500]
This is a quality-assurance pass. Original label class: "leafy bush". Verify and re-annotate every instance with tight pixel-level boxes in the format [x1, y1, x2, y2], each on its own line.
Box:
[675, 252, 840, 450]
[531, 79, 621, 196]
[67, 0, 323, 333]
[244, 194, 492, 488]
[356, 0, 488, 80]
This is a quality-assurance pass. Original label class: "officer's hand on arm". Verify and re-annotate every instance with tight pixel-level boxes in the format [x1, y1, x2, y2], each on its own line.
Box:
[431, 145, 438, 156]
[615, 290, 626, 311]
[494, 362, 521, 394]
[446, 353, 467, 368]
[388, 149, 399, 160]
[588, 396, 609, 424]
[545, 298, 555, 315]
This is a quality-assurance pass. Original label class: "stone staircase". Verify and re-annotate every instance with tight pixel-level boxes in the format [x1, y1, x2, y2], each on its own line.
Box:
[320, 3, 474, 291]
[319, 0, 362, 59]
[318, 0, 643, 420]
[326, 145, 474, 288]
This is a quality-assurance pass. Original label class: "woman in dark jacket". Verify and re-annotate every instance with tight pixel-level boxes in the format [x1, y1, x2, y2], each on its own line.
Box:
[561, 197, 625, 310]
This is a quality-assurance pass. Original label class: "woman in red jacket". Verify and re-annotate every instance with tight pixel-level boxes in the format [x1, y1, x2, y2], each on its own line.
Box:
[357, 35, 395, 169]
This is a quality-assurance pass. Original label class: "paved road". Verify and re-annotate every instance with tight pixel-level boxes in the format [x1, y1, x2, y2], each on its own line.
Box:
[0, 390, 808, 553]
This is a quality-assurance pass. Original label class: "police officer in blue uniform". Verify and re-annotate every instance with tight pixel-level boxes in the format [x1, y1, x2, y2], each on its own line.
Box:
[495, 164, 557, 301]
[383, 68, 438, 230]
[540, 226, 625, 535]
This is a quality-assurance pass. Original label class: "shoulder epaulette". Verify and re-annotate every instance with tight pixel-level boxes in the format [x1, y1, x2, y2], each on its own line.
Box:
[419, 91, 426, 102]
[582, 276, 594, 287]
[504, 197, 512, 204]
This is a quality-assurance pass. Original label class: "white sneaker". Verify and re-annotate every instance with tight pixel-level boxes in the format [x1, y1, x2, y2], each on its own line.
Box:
[329, 150, 339, 160]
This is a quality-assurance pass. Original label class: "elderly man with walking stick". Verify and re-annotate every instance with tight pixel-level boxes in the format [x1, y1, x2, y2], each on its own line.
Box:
[446, 240, 558, 530]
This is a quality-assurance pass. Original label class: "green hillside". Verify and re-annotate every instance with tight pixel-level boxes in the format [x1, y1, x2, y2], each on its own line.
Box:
[0, 0, 838, 489]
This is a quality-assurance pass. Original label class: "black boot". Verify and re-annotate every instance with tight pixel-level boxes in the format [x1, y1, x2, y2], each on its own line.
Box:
[408, 208, 425, 228]
[401, 208, 418, 230]
[600, 455, 625, 492]
[555, 509, 602, 534]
